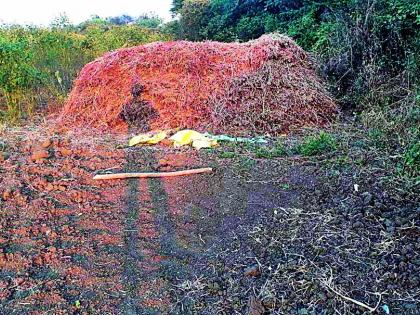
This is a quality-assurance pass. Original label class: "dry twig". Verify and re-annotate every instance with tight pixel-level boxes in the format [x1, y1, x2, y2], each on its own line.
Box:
[93, 168, 213, 180]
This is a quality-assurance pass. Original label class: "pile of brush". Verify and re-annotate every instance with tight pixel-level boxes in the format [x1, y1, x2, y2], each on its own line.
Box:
[61, 34, 337, 135]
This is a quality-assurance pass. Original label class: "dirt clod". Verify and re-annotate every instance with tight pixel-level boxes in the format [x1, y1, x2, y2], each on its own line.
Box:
[244, 265, 261, 277]
[248, 296, 265, 315]
[31, 149, 49, 161]
[2, 189, 12, 200]
[158, 158, 170, 167]
[41, 139, 52, 148]
[46, 183, 54, 191]
[59, 147, 72, 157]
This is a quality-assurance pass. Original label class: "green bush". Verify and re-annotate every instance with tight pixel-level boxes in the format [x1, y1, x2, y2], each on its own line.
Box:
[82, 22, 168, 55]
[173, 0, 419, 110]
[0, 21, 170, 123]
[0, 37, 42, 122]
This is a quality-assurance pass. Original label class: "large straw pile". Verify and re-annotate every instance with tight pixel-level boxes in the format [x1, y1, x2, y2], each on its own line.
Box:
[61, 34, 337, 135]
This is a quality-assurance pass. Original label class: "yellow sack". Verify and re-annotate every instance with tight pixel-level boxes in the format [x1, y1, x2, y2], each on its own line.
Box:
[169, 130, 218, 149]
[192, 139, 218, 150]
[129, 130, 168, 147]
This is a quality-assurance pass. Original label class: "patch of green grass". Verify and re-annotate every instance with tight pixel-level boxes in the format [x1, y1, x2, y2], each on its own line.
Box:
[402, 141, 420, 177]
[32, 267, 60, 281]
[219, 151, 236, 159]
[13, 286, 39, 299]
[1, 243, 32, 254]
[279, 183, 291, 190]
[328, 155, 351, 169]
[255, 144, 286, 159]
[237, 157, 256, 172]
[71, 254, 90, 268]
[298, 131, 337, 156]
[242, 139, 287, 159]
[255, 147, 273, 158]
[353, 139, 367, 149]
[354, 157, 366, 166]
[368, 128, 387, 149]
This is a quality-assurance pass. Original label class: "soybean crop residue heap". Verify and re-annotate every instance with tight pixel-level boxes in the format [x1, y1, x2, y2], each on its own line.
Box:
[62, 34, 337, 135]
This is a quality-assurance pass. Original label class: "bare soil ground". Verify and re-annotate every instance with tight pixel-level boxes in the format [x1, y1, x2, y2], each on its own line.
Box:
[0, 126, 418, 314]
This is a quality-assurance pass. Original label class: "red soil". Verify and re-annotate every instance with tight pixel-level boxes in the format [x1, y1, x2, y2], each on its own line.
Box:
[0, 127, 207, 313]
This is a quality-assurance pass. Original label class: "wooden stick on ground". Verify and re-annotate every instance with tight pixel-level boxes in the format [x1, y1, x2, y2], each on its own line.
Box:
[93, 167, 213, 180]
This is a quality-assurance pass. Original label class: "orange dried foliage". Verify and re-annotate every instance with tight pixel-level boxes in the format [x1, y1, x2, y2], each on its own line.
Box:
[61, 34, 337, 135]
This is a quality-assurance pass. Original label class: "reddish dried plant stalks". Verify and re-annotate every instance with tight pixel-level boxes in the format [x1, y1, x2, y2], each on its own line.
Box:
[61, 34, 337, 135]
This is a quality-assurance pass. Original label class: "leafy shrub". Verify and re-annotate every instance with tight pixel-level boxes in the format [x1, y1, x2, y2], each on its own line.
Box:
[135, 14, 164, 29]
[0, 21, 170, 123]
[0, 37, 42, 122]
[82, 22, 168, 55]
[178, 0, 211, 41]
[173, 0, 419, 110]
[31, 29, 94, 94]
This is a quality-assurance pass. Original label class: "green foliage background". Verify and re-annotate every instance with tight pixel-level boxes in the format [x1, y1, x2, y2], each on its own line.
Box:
[171, 0, 419, 177]
[172, 0, 419, 99]
[0, 17, 169, 122]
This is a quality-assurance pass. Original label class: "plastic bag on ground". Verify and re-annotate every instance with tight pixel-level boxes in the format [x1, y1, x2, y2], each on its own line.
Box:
[203, 133, 269, 144]
[170, 130, 218, 149]
[129, 131, 168, 147]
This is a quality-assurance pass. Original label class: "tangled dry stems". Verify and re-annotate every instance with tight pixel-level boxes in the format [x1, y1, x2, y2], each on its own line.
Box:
[61, 34, 337, 135]
[171, 204, 419, 314]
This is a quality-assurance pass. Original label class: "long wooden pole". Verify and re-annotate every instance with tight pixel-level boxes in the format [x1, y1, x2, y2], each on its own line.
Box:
[93, 167, 213, 180]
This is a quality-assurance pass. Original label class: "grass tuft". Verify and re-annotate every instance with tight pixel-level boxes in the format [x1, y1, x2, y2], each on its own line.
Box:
[298, 131, 336, 156]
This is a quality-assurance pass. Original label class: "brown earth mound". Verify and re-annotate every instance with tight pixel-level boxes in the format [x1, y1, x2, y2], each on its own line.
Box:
[61, 34, 337, 135]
